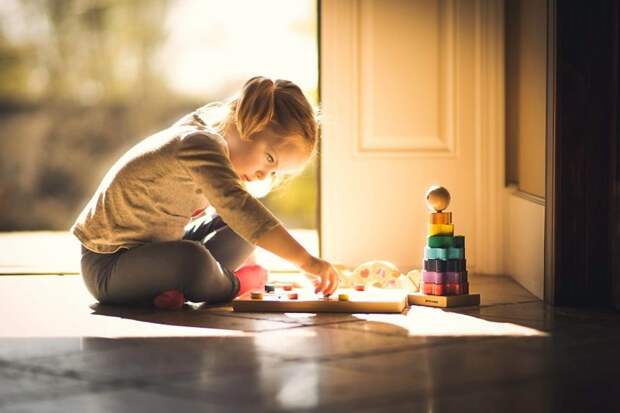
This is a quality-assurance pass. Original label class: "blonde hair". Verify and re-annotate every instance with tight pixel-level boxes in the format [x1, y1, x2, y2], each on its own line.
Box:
[195, 76, 319, 193]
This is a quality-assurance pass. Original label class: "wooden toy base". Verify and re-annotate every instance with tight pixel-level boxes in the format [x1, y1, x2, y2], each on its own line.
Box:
[233, 288, 407, 313]
[408, 292, 481, 308]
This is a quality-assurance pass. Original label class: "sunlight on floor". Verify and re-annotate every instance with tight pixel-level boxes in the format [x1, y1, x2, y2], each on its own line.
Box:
[0, 230, 318, 274]
[0, 274, 547, 340]
[354, 307, 549, 337]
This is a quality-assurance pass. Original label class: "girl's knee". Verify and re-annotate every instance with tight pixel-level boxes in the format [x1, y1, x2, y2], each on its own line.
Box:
[173, 240, 213, 271]
[166, 240, 235, 302]
[173, 240, 207, 262]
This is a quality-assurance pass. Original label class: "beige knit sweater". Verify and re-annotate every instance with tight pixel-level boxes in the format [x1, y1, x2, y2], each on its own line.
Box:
[71, 113, 282, 254]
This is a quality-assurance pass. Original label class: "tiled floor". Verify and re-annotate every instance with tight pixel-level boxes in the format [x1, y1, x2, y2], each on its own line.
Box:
[1, 273, 619, 412]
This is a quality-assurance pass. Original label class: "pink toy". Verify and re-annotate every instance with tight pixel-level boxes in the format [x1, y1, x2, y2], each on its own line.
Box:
[234, 264, 269, 297]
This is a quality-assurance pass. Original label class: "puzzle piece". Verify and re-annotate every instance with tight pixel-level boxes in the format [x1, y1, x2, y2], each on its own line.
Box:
[424, 258, 467, 272]
[422, 270, 468, 284]
[427, 235, 453, 248]
[427, 223, 454, 236]
[426, 235, 465, 248]
[429, 212, 452, 224]
[422, 282, 469, 296]
[424, 246, 464, 260]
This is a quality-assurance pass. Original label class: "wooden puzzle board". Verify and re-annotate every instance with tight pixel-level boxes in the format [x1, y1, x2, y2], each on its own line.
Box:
[233, 288, 407, 313]
[408, 293, 481, 308]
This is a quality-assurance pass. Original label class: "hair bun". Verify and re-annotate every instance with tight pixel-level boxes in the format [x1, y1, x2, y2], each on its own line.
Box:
[235, 76, 276, 139]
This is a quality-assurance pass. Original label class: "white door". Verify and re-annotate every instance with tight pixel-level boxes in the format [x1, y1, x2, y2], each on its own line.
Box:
[320, 0, 504, 274]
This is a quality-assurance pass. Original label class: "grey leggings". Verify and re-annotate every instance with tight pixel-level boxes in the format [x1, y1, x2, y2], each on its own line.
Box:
[80, 213, 254, 305]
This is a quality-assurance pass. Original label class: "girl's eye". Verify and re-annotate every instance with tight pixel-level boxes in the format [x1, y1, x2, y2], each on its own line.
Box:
[267, 154, 275, 163]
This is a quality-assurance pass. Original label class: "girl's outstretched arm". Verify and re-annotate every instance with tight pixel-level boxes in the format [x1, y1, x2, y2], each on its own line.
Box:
[176, 131, 337, 293]
[256, 224, 339, 296]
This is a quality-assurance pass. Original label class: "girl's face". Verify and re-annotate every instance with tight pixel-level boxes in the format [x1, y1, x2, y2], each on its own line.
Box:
[225, 125, 310, 183]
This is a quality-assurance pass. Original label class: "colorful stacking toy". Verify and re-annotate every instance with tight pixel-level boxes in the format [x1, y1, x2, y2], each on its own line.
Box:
[422, 186, 469, 296]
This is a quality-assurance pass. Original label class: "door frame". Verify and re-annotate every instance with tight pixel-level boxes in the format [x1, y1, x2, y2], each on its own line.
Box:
[544, 0, 620, 307]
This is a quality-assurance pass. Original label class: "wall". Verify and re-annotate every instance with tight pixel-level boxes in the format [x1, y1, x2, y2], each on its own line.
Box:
[505, 0, 546, 197]
[503, 0, 547, 298]
[504, 189, 545, 298]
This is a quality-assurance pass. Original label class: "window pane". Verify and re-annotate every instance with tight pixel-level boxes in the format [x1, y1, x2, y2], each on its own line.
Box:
[0, 0, 318, 231]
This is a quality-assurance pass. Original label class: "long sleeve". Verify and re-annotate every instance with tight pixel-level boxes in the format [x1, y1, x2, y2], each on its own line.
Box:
[176, 131, 282, 245]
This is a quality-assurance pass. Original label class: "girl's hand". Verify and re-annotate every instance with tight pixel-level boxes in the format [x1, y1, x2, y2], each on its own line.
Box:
[300, 255, 339, 296]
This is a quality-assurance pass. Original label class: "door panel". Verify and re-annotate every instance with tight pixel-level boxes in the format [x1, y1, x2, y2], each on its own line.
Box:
[320, 0, 503, 271]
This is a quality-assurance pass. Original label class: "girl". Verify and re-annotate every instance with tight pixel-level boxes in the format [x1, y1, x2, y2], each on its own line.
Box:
[72, 76, 338, 310]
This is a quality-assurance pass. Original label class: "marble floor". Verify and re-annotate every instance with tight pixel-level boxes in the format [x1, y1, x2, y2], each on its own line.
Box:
[1, 273, 619, 412]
